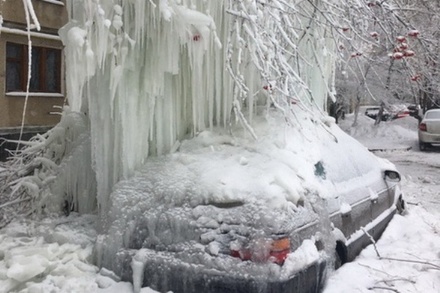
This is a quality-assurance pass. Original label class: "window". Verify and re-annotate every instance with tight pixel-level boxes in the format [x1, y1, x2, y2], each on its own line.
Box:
[6, 42, 62, 93]
[40, 0, 65, 6]
[426, 110, 440, 119]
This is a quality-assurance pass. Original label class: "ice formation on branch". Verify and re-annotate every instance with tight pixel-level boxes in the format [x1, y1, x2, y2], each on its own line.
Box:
[0, 108, 96, 227]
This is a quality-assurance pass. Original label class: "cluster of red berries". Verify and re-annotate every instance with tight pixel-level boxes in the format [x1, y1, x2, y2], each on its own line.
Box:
[390, 31, 419, 60]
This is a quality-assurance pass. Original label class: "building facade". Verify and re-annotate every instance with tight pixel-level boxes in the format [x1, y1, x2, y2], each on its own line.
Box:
[0, 0, 68, 160]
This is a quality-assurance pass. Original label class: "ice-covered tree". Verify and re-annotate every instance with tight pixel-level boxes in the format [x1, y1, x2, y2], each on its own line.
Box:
[3, 0, 436, 227]
[335, 0, 440, 121]
[1, 0, 340, 226]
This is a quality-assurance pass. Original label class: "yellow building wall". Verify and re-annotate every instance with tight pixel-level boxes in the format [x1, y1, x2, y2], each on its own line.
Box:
[0, 0, 68, 129]
[2, 0, 68, 31]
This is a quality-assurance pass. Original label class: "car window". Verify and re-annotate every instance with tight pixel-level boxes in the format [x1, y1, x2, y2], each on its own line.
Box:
[365, 108, 379, 113]
[425, 110, 440, 119]
[320, 128, 376, 184]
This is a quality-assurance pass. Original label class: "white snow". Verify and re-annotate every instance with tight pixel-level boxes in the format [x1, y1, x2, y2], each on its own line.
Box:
[280, 239, 321, 279]
[340, 202, 352, 215]
[5, 92, 64, 97]
[0, 27, 61, 40]
[1, 0, 439, 292]
[2, 111, 439, 292]
[339, 113, 419, 151]
[325, 206, 440, 293]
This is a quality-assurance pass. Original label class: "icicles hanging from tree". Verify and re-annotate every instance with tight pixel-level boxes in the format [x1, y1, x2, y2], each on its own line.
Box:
[57, 0, 339, 221]
[1, 0, 341, 225]
[60, 0, 232, 219]
[225, 0, 337, 126]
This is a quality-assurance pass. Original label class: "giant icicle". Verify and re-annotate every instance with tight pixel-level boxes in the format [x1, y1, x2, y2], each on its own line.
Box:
[55, 0, 336, 222]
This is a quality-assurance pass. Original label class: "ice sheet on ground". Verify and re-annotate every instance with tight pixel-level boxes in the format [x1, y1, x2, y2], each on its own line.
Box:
[0, 214, 162, 293]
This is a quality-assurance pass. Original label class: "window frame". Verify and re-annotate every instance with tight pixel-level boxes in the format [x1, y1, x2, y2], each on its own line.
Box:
[39, 0, 65, 7]
[6, 42, 62, 94]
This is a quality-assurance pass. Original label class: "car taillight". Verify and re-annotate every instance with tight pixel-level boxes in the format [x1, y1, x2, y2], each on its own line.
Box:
[269, 237, 291, 265]
[230, 237, 290, 265]
[230, 248, 252, 261]
[419, 123, 427, 132]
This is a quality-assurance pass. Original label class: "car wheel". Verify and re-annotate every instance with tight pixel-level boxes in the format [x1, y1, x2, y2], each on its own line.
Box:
[335, 241, 347, 269]
[419, 142, 427, 151]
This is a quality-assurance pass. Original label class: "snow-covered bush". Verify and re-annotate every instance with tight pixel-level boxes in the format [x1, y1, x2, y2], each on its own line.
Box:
[0, 108, 96, 228]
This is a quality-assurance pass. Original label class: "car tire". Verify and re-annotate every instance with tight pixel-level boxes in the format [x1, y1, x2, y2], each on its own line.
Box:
[419, 142, 428, 151]
[335, 241, 347, 269]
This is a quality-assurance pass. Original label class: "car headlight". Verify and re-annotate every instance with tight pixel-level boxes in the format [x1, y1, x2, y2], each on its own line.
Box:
[384, 170, 401, 182]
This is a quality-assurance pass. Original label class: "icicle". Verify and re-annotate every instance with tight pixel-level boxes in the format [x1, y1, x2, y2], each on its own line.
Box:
[55, 0, 339, 221]
[131, 251, 147, 293]
[17, 0, 37, 150]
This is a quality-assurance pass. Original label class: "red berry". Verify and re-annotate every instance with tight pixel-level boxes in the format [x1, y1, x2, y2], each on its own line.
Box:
[396, 36, 406, 43]
[408, 30, 420, 37]
[392, 52, 404, 60]
[403, 50, 415, 57]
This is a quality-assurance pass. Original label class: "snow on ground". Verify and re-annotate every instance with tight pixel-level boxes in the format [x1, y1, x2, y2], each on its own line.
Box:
[339, 113, 419, 151]
[1, 112, 439, 293]
[324, 205, 440, 293]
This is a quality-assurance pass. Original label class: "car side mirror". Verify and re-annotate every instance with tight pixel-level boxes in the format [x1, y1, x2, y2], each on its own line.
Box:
[384, 170, 401, 182]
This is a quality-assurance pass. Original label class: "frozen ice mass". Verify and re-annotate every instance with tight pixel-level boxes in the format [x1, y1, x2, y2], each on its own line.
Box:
[57, 0, 336, 218]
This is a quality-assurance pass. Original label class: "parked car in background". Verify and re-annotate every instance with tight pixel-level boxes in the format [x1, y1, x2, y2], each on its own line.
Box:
[418, 108, 440, 151]
[364, 106, 393, 121]
[99, 116, 405, 293]
[364, 104, 419, 122]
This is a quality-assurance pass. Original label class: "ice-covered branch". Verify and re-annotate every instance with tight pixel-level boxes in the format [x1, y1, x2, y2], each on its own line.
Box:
[5, 0, 398, 221]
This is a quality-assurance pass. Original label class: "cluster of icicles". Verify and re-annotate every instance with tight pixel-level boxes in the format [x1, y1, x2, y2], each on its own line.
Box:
[1, 0, 336, 222]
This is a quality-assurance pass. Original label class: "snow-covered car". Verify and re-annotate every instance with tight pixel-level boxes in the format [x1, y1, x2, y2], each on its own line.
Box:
[98, 114, 405, 293]
[418, 108, 440, 151]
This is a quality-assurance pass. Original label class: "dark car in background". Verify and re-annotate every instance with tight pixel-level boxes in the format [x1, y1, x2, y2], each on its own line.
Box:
[364, 106, 394, 121]
[364, 104, 419, 122]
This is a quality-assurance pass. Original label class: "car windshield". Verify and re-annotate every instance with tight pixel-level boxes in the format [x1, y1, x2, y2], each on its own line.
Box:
[425, 110, 440, 119]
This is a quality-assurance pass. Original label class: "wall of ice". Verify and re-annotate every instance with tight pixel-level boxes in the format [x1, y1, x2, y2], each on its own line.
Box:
[59, 0, 336, 218]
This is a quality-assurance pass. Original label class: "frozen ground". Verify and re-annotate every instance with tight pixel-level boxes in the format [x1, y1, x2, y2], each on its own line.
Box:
[1, 113, 439, 293]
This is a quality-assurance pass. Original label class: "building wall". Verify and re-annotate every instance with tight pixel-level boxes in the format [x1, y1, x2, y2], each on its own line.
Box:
[2, 0, 67, 31]
[0, 0, 68, 130]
